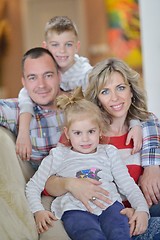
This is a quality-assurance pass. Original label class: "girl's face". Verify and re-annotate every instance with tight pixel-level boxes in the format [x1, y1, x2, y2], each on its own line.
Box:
[64, 118, 101, 154]
[98, 71, 133, 120]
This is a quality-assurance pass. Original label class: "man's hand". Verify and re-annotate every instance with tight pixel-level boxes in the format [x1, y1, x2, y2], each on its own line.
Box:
[138, 165, 160, 206]
[34, 210, 57, 234]
[66, 178, 112, 212]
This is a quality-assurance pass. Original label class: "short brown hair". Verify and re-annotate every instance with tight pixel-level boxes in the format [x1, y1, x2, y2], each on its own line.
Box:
[44, 16, 78, 40]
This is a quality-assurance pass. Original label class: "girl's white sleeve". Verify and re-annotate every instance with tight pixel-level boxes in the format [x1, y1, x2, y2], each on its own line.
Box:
[18, 88, 34, 115]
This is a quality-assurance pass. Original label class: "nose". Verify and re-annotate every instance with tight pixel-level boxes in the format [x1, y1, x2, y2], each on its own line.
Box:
[82, 133, 89, 142]
[110, 90, 118, 101]
[37, 76, 45, 88]
[59, 45, 65, 53]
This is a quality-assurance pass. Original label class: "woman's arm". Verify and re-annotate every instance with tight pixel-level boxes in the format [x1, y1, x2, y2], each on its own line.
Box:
[45, 176, 111, 212]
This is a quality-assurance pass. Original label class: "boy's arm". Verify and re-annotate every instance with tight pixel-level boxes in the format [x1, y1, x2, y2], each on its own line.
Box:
[16, 88, 34, 160]
[126, 119, 142, 154]
[139, 113, 160, 206]
[18, 87, 34, 115]
[16, 112, 32, 160]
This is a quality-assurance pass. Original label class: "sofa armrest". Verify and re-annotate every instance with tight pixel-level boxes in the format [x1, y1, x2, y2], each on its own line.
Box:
[0, 126, 35, 183]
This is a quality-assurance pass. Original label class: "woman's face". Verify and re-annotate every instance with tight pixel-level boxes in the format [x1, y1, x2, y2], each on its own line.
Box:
[98, 71, 133, 120]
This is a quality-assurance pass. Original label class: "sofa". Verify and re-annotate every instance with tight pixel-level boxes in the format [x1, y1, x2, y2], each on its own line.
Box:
[0, 126, 70, 240]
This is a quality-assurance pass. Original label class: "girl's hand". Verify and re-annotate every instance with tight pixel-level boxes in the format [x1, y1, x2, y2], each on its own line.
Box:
[34, 210, 57, 234]
[129, 211, 148, 236]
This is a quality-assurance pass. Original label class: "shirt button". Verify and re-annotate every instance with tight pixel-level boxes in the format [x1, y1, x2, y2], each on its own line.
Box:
[43, 132, 46, 137]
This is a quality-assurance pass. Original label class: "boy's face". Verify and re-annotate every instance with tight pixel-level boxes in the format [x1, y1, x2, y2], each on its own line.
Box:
[43, 31, 80, 73]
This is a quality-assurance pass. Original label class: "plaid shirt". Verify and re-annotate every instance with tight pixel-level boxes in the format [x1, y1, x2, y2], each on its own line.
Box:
[0, 99, 64, 169]
[141, 113, 160, 166]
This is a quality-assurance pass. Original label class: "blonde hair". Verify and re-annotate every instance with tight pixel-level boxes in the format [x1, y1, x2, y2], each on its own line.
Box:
[57, 87, 106, 131]
[44, 16, 78, 41]
[85, 58, 149, 124]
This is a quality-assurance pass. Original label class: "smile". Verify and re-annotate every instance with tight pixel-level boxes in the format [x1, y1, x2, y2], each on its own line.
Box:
[111, 103, 123, 111]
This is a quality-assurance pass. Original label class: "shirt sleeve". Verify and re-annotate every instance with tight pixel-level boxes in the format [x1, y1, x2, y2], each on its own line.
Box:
[18, 88, 34, 115]
[129, 119, 142, 130]
[25, 147, 64, 213]
[141, 113, 160, 166]
[107, 145, 149, 214]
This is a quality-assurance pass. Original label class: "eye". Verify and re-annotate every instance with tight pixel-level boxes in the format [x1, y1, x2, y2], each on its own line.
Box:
[117, 85, 126, 91]
[89, 129, 96, 134]
[100, 88, 109, 95]
[74, 131, 81, 135]
[66, 42, 73, 47]
[44, 73, 53, 79]
[28, 75, 36, 81]
[51, 43, 59, 47]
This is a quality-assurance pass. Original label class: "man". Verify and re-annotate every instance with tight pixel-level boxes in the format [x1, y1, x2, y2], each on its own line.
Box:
[0, 47, 69, 240]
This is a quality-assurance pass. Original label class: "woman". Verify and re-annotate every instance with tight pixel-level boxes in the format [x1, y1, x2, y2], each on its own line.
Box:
[45, 58, 160, 239]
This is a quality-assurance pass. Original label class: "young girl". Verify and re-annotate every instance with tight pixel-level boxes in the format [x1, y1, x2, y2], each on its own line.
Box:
[26, 89, 149, 240]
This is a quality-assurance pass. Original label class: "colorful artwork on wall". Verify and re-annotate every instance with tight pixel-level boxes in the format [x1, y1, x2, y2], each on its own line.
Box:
[104, 0, 142, 69]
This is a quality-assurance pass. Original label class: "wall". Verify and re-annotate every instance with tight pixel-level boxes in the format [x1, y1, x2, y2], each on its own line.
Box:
[1, 0, 23, 98]
[21, 0, 88, 56]
[139, 0, 160, 118]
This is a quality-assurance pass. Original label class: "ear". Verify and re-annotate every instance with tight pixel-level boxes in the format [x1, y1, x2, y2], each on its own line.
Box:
[63, 126, 69, 140]
[75, 40, 80, 53]
[99, 129, 103, 138]
[42, 41, 47, 49]
[21, 77, 25, 88]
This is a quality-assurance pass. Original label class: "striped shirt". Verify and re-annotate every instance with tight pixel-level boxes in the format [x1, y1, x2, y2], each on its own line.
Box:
[0, 99, 64, 169]
[26, 144, 149, 219]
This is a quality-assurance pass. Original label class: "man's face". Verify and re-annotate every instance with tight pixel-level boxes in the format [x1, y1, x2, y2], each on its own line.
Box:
[22, 54, 60, 109]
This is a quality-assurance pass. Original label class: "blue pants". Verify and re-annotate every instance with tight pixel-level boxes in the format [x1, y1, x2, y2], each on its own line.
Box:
[62, 201, 130, 240]
[132, 217, 160, 240]
[149, 202, 160, 217]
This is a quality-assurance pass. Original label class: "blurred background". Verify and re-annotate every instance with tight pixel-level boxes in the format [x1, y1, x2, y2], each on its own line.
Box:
[0, 0, 159, 117]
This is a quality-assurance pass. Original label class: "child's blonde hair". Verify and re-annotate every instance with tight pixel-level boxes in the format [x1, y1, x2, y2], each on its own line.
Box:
[44, 16, 78, 41]
[57, 87, 107, 132]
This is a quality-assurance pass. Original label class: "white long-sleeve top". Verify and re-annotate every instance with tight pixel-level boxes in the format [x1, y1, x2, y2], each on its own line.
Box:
[18, 54, 92, 114]
[26, 144, 149, 219]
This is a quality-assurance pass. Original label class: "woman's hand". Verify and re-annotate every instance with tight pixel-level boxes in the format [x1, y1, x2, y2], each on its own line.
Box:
[66, 178, 112, 212]
[34, 210, 57, 234]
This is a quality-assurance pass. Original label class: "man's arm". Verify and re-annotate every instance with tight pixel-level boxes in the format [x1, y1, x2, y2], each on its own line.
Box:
[139, 113, 160, 205]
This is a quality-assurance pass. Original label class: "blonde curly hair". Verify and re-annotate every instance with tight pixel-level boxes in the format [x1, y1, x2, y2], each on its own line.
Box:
[85, 58, 149, 125]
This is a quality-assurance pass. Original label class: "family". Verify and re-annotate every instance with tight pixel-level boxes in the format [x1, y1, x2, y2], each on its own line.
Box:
[0, 16, 160, 240]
